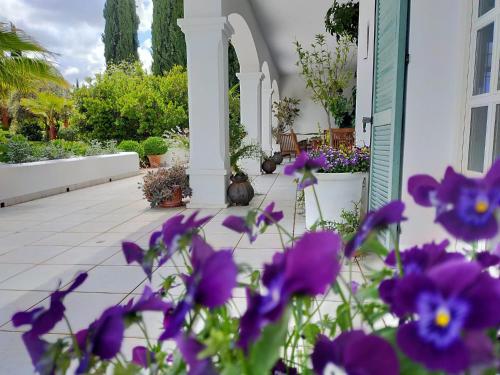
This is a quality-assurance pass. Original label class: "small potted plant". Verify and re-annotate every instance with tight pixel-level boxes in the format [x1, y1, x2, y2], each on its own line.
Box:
[143, 136, 168, 168]
[227, 143, 261, 206]
[304, 146, 370, 228]
[141, 164, 191, 208]
[272, 97, 300, 161]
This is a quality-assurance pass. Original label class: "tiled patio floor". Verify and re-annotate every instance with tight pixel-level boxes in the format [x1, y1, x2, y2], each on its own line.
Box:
[0, 167, 298, 371]
[0, 167, 370, 372]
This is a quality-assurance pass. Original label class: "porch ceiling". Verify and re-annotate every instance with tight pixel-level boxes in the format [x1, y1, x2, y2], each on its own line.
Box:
[248, 0, 338, 76]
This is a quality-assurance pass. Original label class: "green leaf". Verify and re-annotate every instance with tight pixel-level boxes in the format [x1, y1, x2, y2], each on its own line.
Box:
[247, 311, 290, 375]
[113, 362, 141, 375]
[335, 303, 351, 332]
[357, 234, 389, 257]
[302, 323, 321, 345]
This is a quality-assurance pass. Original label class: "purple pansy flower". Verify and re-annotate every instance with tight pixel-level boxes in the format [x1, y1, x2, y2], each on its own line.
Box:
[238, 231, 341, 349]
[272, 359, 298, 375]
[223, 202, 284, 243]
[380, 240, 463, 313]
[223, 215, 257, 243]
[256, 202, 284, 227]
[160, 236, 237, 340]
[177, 335, 217, 375]
[311, 331, 399, 375]
[345, 201, 406, 258]
[13, 272, 88, 336]
[75, 286, 169, 373]
[122, 212, 212, 279]
[284, 151, 327, 189]
[122, 231, 162, 280]
[409, 161, 500, 242]
[386, 260, 500, 373]
[132, 346, 155, 368]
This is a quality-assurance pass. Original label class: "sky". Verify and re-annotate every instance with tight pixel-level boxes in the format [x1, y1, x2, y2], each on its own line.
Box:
[1, 0, 154, 84]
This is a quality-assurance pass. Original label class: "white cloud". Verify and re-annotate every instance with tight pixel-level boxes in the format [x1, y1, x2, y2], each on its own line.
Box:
[64, 66, 80, 76]
[139, 38, 153, 72]
[1, 0, 153, 84]
[137, 0, 153, 33]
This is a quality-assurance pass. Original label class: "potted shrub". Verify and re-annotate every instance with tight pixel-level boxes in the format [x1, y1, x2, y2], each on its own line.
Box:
[118, 140, 144, 158]
[272, 97, 300, 160]
[304, 146, 370, 228]
[163, 127, 189, 167]
[141, 164, 191, 208]
[227, 142, 261, 206]
[143, 136, 168, 168]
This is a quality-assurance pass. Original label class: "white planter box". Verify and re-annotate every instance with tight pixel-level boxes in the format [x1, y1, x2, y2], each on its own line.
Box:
[0, 152, 140, 207]
[304, 172, 368, 229]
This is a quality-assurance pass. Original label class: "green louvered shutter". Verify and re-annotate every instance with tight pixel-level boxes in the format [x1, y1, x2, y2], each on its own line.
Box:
[369, 0, 409, 243]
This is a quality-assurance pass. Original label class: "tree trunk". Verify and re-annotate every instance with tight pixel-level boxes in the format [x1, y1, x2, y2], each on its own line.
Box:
[1, 106, 9, 130]
[49, 120, 57, 140]
[63, 118, 69, 128]
[325, 108, 333, 147]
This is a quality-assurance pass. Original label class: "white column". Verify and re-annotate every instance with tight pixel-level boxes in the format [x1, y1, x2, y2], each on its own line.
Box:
[178, 17, 233, 208]
[237, 72, 264, 175]
[261, 88, 274, 156]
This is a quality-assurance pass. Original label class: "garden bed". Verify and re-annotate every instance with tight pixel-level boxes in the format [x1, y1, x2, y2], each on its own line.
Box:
[0, 152, 139, 207]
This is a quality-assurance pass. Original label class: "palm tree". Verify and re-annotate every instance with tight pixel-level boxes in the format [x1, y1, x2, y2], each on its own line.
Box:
[0, 22, 67, 129]
[21, 92, 72, 140]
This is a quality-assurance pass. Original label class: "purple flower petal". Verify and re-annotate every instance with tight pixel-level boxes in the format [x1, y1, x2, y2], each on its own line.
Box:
[397, 322, 469, 373]
[257, 202, 284, 227]
[312, 332, 399, 375]
[160, 300, 192, 341]
[461, 272, 500, 330]
[426, 260, 481, 297]
[476, 251, 500, 268]
[284, 231, 341, 296]
[132, 346, 154, 368]
[345, 201, 406, 258]
[176, 335, 217, 375]
[408, 174, 439, 207]
[222, 215, 256, 242]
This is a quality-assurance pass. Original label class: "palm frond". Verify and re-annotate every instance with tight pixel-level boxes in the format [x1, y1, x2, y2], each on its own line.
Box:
[0, 23, 48, 54]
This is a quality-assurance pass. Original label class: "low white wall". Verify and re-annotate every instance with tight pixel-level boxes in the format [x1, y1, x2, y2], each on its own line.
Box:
[0, 152, 140, 206]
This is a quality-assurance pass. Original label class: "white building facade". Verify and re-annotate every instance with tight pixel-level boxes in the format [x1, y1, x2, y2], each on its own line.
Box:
[356, 0, 497, 247]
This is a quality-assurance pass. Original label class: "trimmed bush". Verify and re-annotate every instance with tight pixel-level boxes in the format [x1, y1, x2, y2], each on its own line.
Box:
[58, 127, 79, 141]
[17, 119, 43, 141]
[118, 140, 144, 158]
[143, 137, 168, 156]
[6, 135, 34, 164]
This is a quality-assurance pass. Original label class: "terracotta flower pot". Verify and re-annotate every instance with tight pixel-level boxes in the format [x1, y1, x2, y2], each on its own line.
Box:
[147, 155, 162, 168]
[159, 185, 183, 208]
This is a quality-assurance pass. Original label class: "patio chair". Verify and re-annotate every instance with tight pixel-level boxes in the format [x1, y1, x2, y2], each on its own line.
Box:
[278, 130, 302, 160]
[324, 128, 355, 149]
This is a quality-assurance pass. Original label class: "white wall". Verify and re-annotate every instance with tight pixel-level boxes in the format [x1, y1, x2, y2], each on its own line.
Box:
[354, 0, 375, 147]
[279, 74, 331, 139]
[0, 153, 139, 206]
[399, 0, 471, 247]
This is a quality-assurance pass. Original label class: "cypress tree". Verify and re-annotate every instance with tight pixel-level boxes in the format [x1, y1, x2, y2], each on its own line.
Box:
[102, 0, 140, 65]
[152, 0, 186, 75]
[228, 42, 240, 89]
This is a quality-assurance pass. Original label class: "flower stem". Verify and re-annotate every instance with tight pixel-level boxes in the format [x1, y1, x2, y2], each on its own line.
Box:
[63, 315, 80, 357]
[311, 185, 324, 223]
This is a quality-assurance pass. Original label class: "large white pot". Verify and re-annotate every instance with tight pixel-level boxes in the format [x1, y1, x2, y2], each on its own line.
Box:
[304, 172, 368, 229]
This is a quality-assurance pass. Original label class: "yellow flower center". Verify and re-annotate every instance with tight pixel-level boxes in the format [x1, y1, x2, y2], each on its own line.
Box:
[435, 308, 451, 327]
[475, 200, 489, 214]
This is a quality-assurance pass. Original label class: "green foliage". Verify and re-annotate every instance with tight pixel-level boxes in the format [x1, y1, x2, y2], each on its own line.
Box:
[72, 63, 188, 142]
[102, 0, 139, 65]
[295, 34, 353, 132]
[228, 43, 240, 88]
[228, 84, 243, 152]
[325, 0, 360, 44]
[143, 136, 168, 156]
[320, 202, 361, 240]
[0, 22, 67, 95]
[85, 140, 118, 156]
[164, 126, 189, 150]
[118, 140, 144, 158]
[0, 129, 10, 162]
[152, 0, 186, 75]
[16, 118, 43, 141]
[57, 127, 78, 141]
[272, 97, 301, 138]
[40, 141, 72, 160]
[5, 134, 34, 163]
